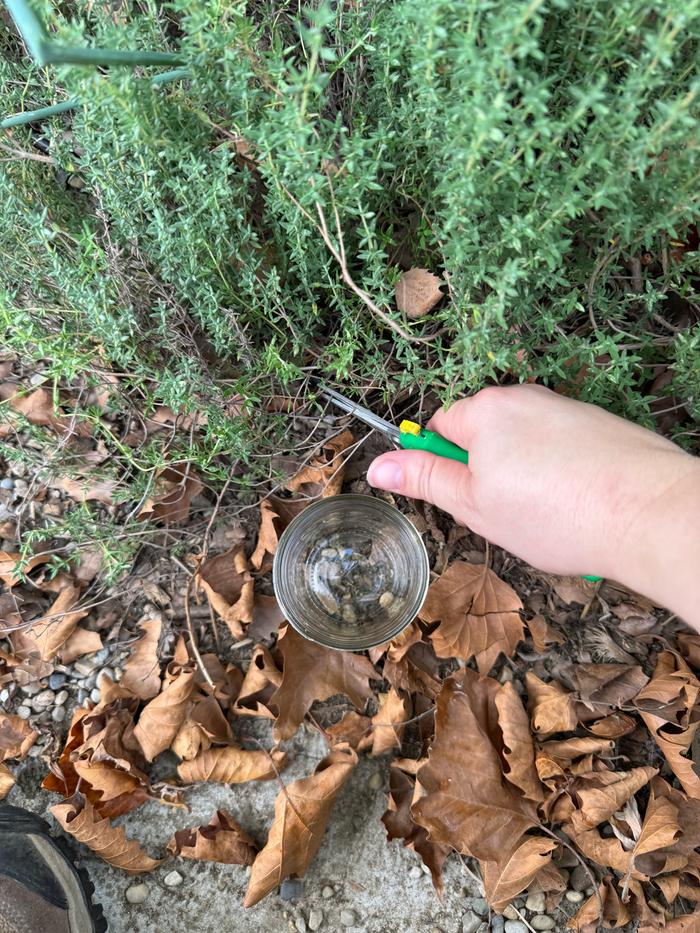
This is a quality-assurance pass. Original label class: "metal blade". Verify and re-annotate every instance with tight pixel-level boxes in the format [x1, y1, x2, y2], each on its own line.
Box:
[319, 386, 400, 443]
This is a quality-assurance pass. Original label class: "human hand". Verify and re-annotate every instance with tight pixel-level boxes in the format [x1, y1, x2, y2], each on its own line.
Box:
[367, 385, 700, 597]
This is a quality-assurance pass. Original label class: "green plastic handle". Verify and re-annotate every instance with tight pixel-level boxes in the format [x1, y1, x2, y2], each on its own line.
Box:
[399, 428, 470, 465]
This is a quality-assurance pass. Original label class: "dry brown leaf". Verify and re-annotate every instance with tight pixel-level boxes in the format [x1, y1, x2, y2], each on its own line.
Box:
[640, 912, 700, 933]
[0, 550, 51, 588]
[565, 822, 633, 875]
[412, 670, 538, 862]
[420, 561, 524, 673]
[248, 594, 285, 643]
[370, 688, 409, 757]
[197, 546, 254, 639]
[525, 672, 577, 735]
[568, 876, 631, 932]
[495, 682, 543, 803]
[138, 463, 202, 524]
[635, 651, 700, 798]
[482, 836, 557, 911]
[233, 645, 283, 718]
[244, 744, 357, 907]
[564, 662, 649, 721]
[677, 634, 700, 670]
[0, 713, 37, 761]
[171, 695, 233, 761]
[0, 762, 14, 799]
[381, 762, 449, 897]
[548, 575, 597, 605]
[629, 793, 683, 880]
[0, 385, 90, 437]
[167, 810, 257, 865]
[50, 792, 161, 873]
[121, 618, 162, 700]
[53, 475, 117, 505]
[325, 711, 373, 749]
[14, 584, 88, 662]
[395, 268, 443, 319]
[587, 712, 637, 739]
[271, 625, 377, 741]
[134, 667, 196, 761]
[178, 745, 287, 784]
[572, 766, 658, 830]
[250, 499, 279, 572]
[383, 640, 443, 700]
[526, 614, 565, 653]
[539, 737, 614, 762]
[284, 429, 354, 500]
[58, 627, 103, 664]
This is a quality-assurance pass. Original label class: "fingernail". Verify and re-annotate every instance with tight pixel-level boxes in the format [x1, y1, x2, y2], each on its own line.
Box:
[367, 459, 403, 491]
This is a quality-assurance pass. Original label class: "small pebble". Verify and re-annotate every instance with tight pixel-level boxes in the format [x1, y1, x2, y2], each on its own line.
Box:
[125, 883, 149, 904]
[73, 658, 99, 678]
[0, 689, 9, 705]
[321, 886, 334, 899]
[585, 887, 594, 896]
[308, 908, 323, 931]
[490, 918, 504, 933]
[409, 865, 423, 879]
[421, 863, 431, 876]
[163, 870, 183, 888]
[569, 865, 589, 892]
[52, 706, 66, 723]
[504, 922, 527, 933]
[340, 909, 356, 927]
[48, 672, 67, 690]
[530, 917, 555, 931]
[21, 682, 41, 697]
[502, 906, 519, 921]
[321, 548, 337, 558]
[368, 771, 383, 791]
[341, 606, 357, 624]
[16, 705, 31, 720]
[54, 690, 68, 706]
[565, 890, 584, 904]
[295, 917, 307, 933]
[471, 898, 489, 919]
[83, 673, 98, 690]
[31, 689, 55, 711]
[379, 591, 394, 608]
[13, 480, 28, 496]
[9, 461, 27, 478]
[93, 647, 111, 664]
[280, 878, 303, 901]
[113, 666, 123, 681]
[77, 689, 89, 705]
[0, 478, 14, 489]
[97, 667, 114, 686]
[524, 891, 546, 913]
[90, 688, 102, 704]
[462, 910, 481, 933]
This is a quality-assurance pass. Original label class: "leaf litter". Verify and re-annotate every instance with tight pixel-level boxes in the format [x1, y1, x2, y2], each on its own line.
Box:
[1, 375, 699, 928]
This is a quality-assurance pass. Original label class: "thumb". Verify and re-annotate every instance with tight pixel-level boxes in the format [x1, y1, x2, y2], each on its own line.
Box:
[367, 450, 471, 519]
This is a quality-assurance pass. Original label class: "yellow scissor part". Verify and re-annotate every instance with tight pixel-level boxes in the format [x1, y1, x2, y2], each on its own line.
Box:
[399, 419, 421, 435]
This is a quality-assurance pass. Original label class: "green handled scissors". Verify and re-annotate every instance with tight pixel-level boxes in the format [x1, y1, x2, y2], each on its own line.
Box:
[320, 386, 469, 464]
[320, 386, 601, 583]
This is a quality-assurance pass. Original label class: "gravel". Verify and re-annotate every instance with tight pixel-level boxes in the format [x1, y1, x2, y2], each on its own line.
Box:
[503, 922, 527, 933]
[295, 916, 307, 933]
[471, 897, 489, 918]
[77, 689, 89, 705]
[565, 890, 584, 904]
[490, 917, 504, 933]
[368, 771, 383, 791]
[321, 886, 334, 899]
[97, 667, 114, 686]
[31, 689, 55, 711]
[73, 658, 99, 678]
[530, 916, 555, 931]
[502, 906, 519, 921]
[125, 883, 149, 904]
[280, 878, 303, 901]
[525, 891, 546, 913]
[340, 909, 357, 927]
[462, 910, 482, 933]
[569, 865, 589, 892]
[54, 690, 69, 706]
[90, 688, 102, 704]
[308, 908, 323, 931]
[163, 871, 183, 888]
[51, 706, 66, 723]
[409, 866, 423, 879]
[0, 478, 14, 489]
[16, 705, 31, 720]
[49, 672, 68, 689]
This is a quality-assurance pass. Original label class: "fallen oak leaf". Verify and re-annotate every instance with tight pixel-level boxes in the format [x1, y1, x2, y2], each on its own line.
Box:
[58, 627, 103, 664]
[482, 836, 558, 911]
[271, 625, 377, 741]
[167, 810, 257, 865]
[120, 618, 162, 700]
[233, 644, 283, 719]
[13, 584, 88, 662]
[284, 429, 354, 500]
[324, 710, 373, 749]
[248, 594, 285, 643]
[0, 550, 51, 588]
[250, 499, 280, 572]
[571, 766, 658, 831]
[0, 762, 14, 798]
[625, 792, 682, 882]
[134, 666, 196, 761]
[178, 745, 287, 784]
[525, 672, 577, 735]
[370, 688, 410, 757]
[639, 912, 700, 933]
[0, 713, 37, 761]
[562, 662, 649, 721]
[138, 463, 202, 525]
[495, 681, 543, 803]
[196, 545, 254, 639]
[526, 614, 565, 654]
[244, 744, 357, 907]
[568, 876, 631, 932]
[53, 475, 118, 505]
[421, 561, 524, 674]
[50, 792, 161, 873]
[171, 695, 233, 761]
[587, 712, 637, 739]
[395, 268, 444, 319]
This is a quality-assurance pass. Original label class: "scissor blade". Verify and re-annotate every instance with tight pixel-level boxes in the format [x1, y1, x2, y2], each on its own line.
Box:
[320, 386, 400, 443]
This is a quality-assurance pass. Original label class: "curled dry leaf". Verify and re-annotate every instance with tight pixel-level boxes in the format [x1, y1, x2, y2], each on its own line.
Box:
[0, 713, 37, 761]
[284, 429, 354, 500]
[526, 614, 565, 654]
[53, 475, 117, 505]
[325, 710, 373, 749]
[178, 746, 287, 784]
[495, 682, 543, 803]
[233, 644, 283, 718]
[383, 639, 443, 700]
[138, 463, 202, 524]
[635, 651, 700, 798]
[395, 268, 444, 319]
[382, 761, 449, 897]
[50, 792, 161, 873]
[630, 792, 682, 878]
[134, 667, 196, 761]
[248, 594, 285, 643]
[525, 672, 577, 735]
[482, 836, 557, 911]
[563, 662, 649, 721]
[568, 876, 631, 932]
[640, 913, 700, 933]
[197, 546, 254, 639]
[587, 712, 637, 739]
[271, 626, 377, 741]
[0, 762, 14, 799]
[370, 688, 409, 757]
[571, 766, 658, 830]
[0, 385, 90, 437]
[120, 618, 162, 700]
[420, 561, 524, 674]
[244, 744, 357, 908]
[167, 810, 257, 866]
[250, 499, 279, 572]
[14, 584, 88, 662]
[171, 695, 233, 761]
[412, 670, 538, 863]
[0, 550, 50, 588]
[58, 627, 103, 664]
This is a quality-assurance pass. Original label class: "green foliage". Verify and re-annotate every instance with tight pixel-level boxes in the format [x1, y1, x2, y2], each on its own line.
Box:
[1, 0, 699, 453]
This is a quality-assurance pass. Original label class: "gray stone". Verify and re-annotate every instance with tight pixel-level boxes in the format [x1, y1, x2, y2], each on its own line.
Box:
[21, 682, 41, 696]
[295, 917, 307, 933]
[462, 910, 482, 933]
[569, 865, 589, 892]
[77, 689, 89, 705]
[51, 706, 66, 723]
[321, 886, 334, 899]
[308, 908, 323, 931]
[0, 688, 9, 705]
[73, 658, 99, 678]
[16, 705, 31, 720]
[379, 592, 394, 608]
[9, 461, 27, 478]
[471, 898, 489, 919]
[54, 690, 68, 706]
[13, 480, 28, 496]
[368, 771, 383, 791]
[531, 917, 555, 931]
[97, 667, 114, 686]
[502, 906, 519, 921]
[504, 922, 527, 933]
[409, 865, 422, 879]
[565, 890, 584, 904]
[31, 689, 55, 711]
[163, 870, 183, 888]
[90, 688, 102, 704]
[280, 878, 303, 901]
[340, 910, 357, 927]
[525, 891, 546, 913]
[125, 883, 149, 904]
[490, 918, 504, 933]
[0, 478, 14, 489]
[93, 647, 111, 664]
[48, 672, 67, 689]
